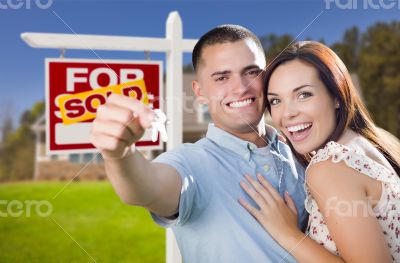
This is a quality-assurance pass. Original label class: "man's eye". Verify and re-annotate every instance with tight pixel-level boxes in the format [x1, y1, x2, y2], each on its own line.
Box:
[298, 92, 312, 99]
[215, 76, 227, 82]
[269, 98, 280, 105]
[246, 69, 262, 76]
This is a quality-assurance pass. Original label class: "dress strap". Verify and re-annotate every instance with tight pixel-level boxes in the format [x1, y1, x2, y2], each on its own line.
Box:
[307, 141, 398, 186]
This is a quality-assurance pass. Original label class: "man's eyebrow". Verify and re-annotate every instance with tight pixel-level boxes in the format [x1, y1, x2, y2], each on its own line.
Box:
[210, 70, 231, 77]
[210, 65, 262, 77]
[267, 85, 313, 96]
[242, 65, 262, 72]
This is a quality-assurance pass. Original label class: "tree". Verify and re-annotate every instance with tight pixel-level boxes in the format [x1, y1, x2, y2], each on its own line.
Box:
[0, 100, 15, 144]
[260, 33, 294, 63]
[183, 64, 194, 73]
[1, 118, 13, 143]
[0, 101, 44, 181]
[331, 26, 360, 72]
[358, 22, 400, 138]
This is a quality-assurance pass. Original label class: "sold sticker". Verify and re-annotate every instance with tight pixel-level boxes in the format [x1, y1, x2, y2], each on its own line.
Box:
[58, 80, 149, 125]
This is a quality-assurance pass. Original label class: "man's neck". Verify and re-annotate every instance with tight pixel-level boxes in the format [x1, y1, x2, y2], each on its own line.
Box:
[223, 127, 268, 148]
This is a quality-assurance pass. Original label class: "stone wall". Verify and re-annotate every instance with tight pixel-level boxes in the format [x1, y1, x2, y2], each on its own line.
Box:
[36, 161, 107, 181]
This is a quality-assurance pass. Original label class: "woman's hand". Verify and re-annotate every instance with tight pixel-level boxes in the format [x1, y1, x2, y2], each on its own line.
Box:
[239, 173, 302, 245]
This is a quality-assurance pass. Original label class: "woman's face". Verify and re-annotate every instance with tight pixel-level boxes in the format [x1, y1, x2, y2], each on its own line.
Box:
[267, 59, 338, 154]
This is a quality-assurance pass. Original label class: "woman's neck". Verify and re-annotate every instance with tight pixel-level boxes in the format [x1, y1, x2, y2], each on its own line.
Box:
[337, 128, 360, 146]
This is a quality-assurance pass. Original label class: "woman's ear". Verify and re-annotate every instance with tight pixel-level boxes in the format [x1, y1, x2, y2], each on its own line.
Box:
[192, 80, 208, 105]
[335, 98, 340, 109]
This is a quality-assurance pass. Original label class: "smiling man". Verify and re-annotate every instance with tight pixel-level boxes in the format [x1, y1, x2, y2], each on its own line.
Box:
[90, 25, 307, 262]
[192, 37, 267, 145]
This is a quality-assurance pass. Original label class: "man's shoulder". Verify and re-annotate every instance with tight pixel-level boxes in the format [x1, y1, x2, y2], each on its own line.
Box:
[153, 138, 213, 163]
[177, 137, 212, 153]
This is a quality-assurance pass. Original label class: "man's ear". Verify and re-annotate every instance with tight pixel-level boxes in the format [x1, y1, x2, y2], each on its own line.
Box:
[192, 80, 208, 104]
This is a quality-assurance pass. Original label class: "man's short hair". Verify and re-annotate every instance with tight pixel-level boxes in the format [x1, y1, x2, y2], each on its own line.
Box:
[192, 24, 264, 72]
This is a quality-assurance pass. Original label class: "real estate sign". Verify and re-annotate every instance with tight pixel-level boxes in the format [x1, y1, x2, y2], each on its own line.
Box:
[45, 58, 163, 154]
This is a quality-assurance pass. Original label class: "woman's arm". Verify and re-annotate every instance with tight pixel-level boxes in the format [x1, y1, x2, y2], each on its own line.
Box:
[306, 160, 392, 262]
[239, 160, 392, 263]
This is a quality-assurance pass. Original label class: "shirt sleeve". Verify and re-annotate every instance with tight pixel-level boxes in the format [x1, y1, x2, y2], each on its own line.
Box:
[150, 147, 201, 227]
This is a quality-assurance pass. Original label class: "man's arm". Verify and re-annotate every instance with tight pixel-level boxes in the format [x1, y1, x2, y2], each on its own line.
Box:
[90, 94, 181, 217]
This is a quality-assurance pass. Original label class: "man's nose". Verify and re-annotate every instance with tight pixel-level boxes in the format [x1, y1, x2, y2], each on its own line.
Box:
[231, 75, 249, 94]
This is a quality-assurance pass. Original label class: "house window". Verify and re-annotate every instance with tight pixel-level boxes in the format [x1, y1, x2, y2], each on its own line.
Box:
[95, 154, 104, 163]
[69, 153, 102, 163]
[197, 104, 212, 123]
[69, 154, 80, 163]
[83, 153, 94, 163]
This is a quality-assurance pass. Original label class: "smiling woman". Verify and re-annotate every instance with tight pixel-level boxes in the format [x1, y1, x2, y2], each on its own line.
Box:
[264, 41, 400, 172]
[267, 59, 338, 154]
[239, 41, 400, 263]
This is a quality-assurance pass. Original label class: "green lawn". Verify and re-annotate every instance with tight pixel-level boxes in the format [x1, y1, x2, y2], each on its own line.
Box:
[0, 181, 165, 263]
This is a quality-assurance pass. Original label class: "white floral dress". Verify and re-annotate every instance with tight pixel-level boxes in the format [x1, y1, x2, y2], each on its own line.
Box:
[305, 141, 400, 261]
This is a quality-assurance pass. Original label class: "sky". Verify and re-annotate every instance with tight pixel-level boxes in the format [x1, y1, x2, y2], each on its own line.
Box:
[0, 0, 399, 125]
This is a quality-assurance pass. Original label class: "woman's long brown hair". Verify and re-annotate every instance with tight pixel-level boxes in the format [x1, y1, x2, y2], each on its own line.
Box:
[263, 41, 400, 175]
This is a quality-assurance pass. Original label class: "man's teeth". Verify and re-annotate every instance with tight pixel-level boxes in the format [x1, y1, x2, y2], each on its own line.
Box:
[229, 98, 253, 108]
[287, 123, 312, 132]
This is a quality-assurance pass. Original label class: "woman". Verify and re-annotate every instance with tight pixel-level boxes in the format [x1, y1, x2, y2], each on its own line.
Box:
[239, 41, 400, 262]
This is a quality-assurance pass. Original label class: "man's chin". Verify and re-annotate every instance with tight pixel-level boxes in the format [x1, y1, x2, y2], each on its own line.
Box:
[225, 121, 262, 133]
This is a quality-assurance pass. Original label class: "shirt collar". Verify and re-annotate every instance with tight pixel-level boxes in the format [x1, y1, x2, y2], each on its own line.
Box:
[206, 123, 280, 160]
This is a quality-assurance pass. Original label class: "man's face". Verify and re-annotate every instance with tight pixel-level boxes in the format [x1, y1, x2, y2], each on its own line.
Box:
[192, 39, 266, 136]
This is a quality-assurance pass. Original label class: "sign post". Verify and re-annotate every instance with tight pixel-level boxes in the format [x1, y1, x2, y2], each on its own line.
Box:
[21, 11, 197, 263]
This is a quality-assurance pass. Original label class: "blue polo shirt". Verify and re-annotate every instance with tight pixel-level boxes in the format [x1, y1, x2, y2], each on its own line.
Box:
[152, 124, 307, 263]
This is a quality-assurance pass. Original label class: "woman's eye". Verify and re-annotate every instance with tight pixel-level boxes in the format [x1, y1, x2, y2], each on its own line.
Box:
[298, 92, 312, 99]
[269, 98, 280, 105]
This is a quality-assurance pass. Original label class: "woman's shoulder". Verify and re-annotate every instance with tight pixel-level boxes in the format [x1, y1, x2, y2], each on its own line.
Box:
[309, 141, 352, 165]
[306, 146, 363, 193]
[307, 141, 358, 179]
[306, 139, 398, 187]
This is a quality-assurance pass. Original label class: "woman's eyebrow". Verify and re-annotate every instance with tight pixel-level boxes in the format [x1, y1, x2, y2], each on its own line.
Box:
[267, 84, 313, 96]
[293, 84, 313, 92]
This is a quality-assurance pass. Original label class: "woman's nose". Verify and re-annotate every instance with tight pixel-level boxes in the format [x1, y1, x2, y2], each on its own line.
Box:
[283, 103, 299, 119]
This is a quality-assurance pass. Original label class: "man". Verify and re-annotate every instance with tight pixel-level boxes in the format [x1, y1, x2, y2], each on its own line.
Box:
[90, 25, 307, 262]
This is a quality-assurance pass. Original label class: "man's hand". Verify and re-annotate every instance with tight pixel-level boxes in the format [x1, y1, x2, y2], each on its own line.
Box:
[90, 94, 155, 159]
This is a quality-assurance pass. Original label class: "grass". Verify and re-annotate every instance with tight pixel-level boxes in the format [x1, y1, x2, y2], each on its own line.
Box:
[0, 181, 165, 263]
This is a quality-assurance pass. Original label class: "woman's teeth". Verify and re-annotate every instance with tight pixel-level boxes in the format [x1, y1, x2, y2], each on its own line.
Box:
[287, 123, 312, 133]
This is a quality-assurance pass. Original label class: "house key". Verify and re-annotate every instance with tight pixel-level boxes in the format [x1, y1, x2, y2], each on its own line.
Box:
[151, 109, 168, 142]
